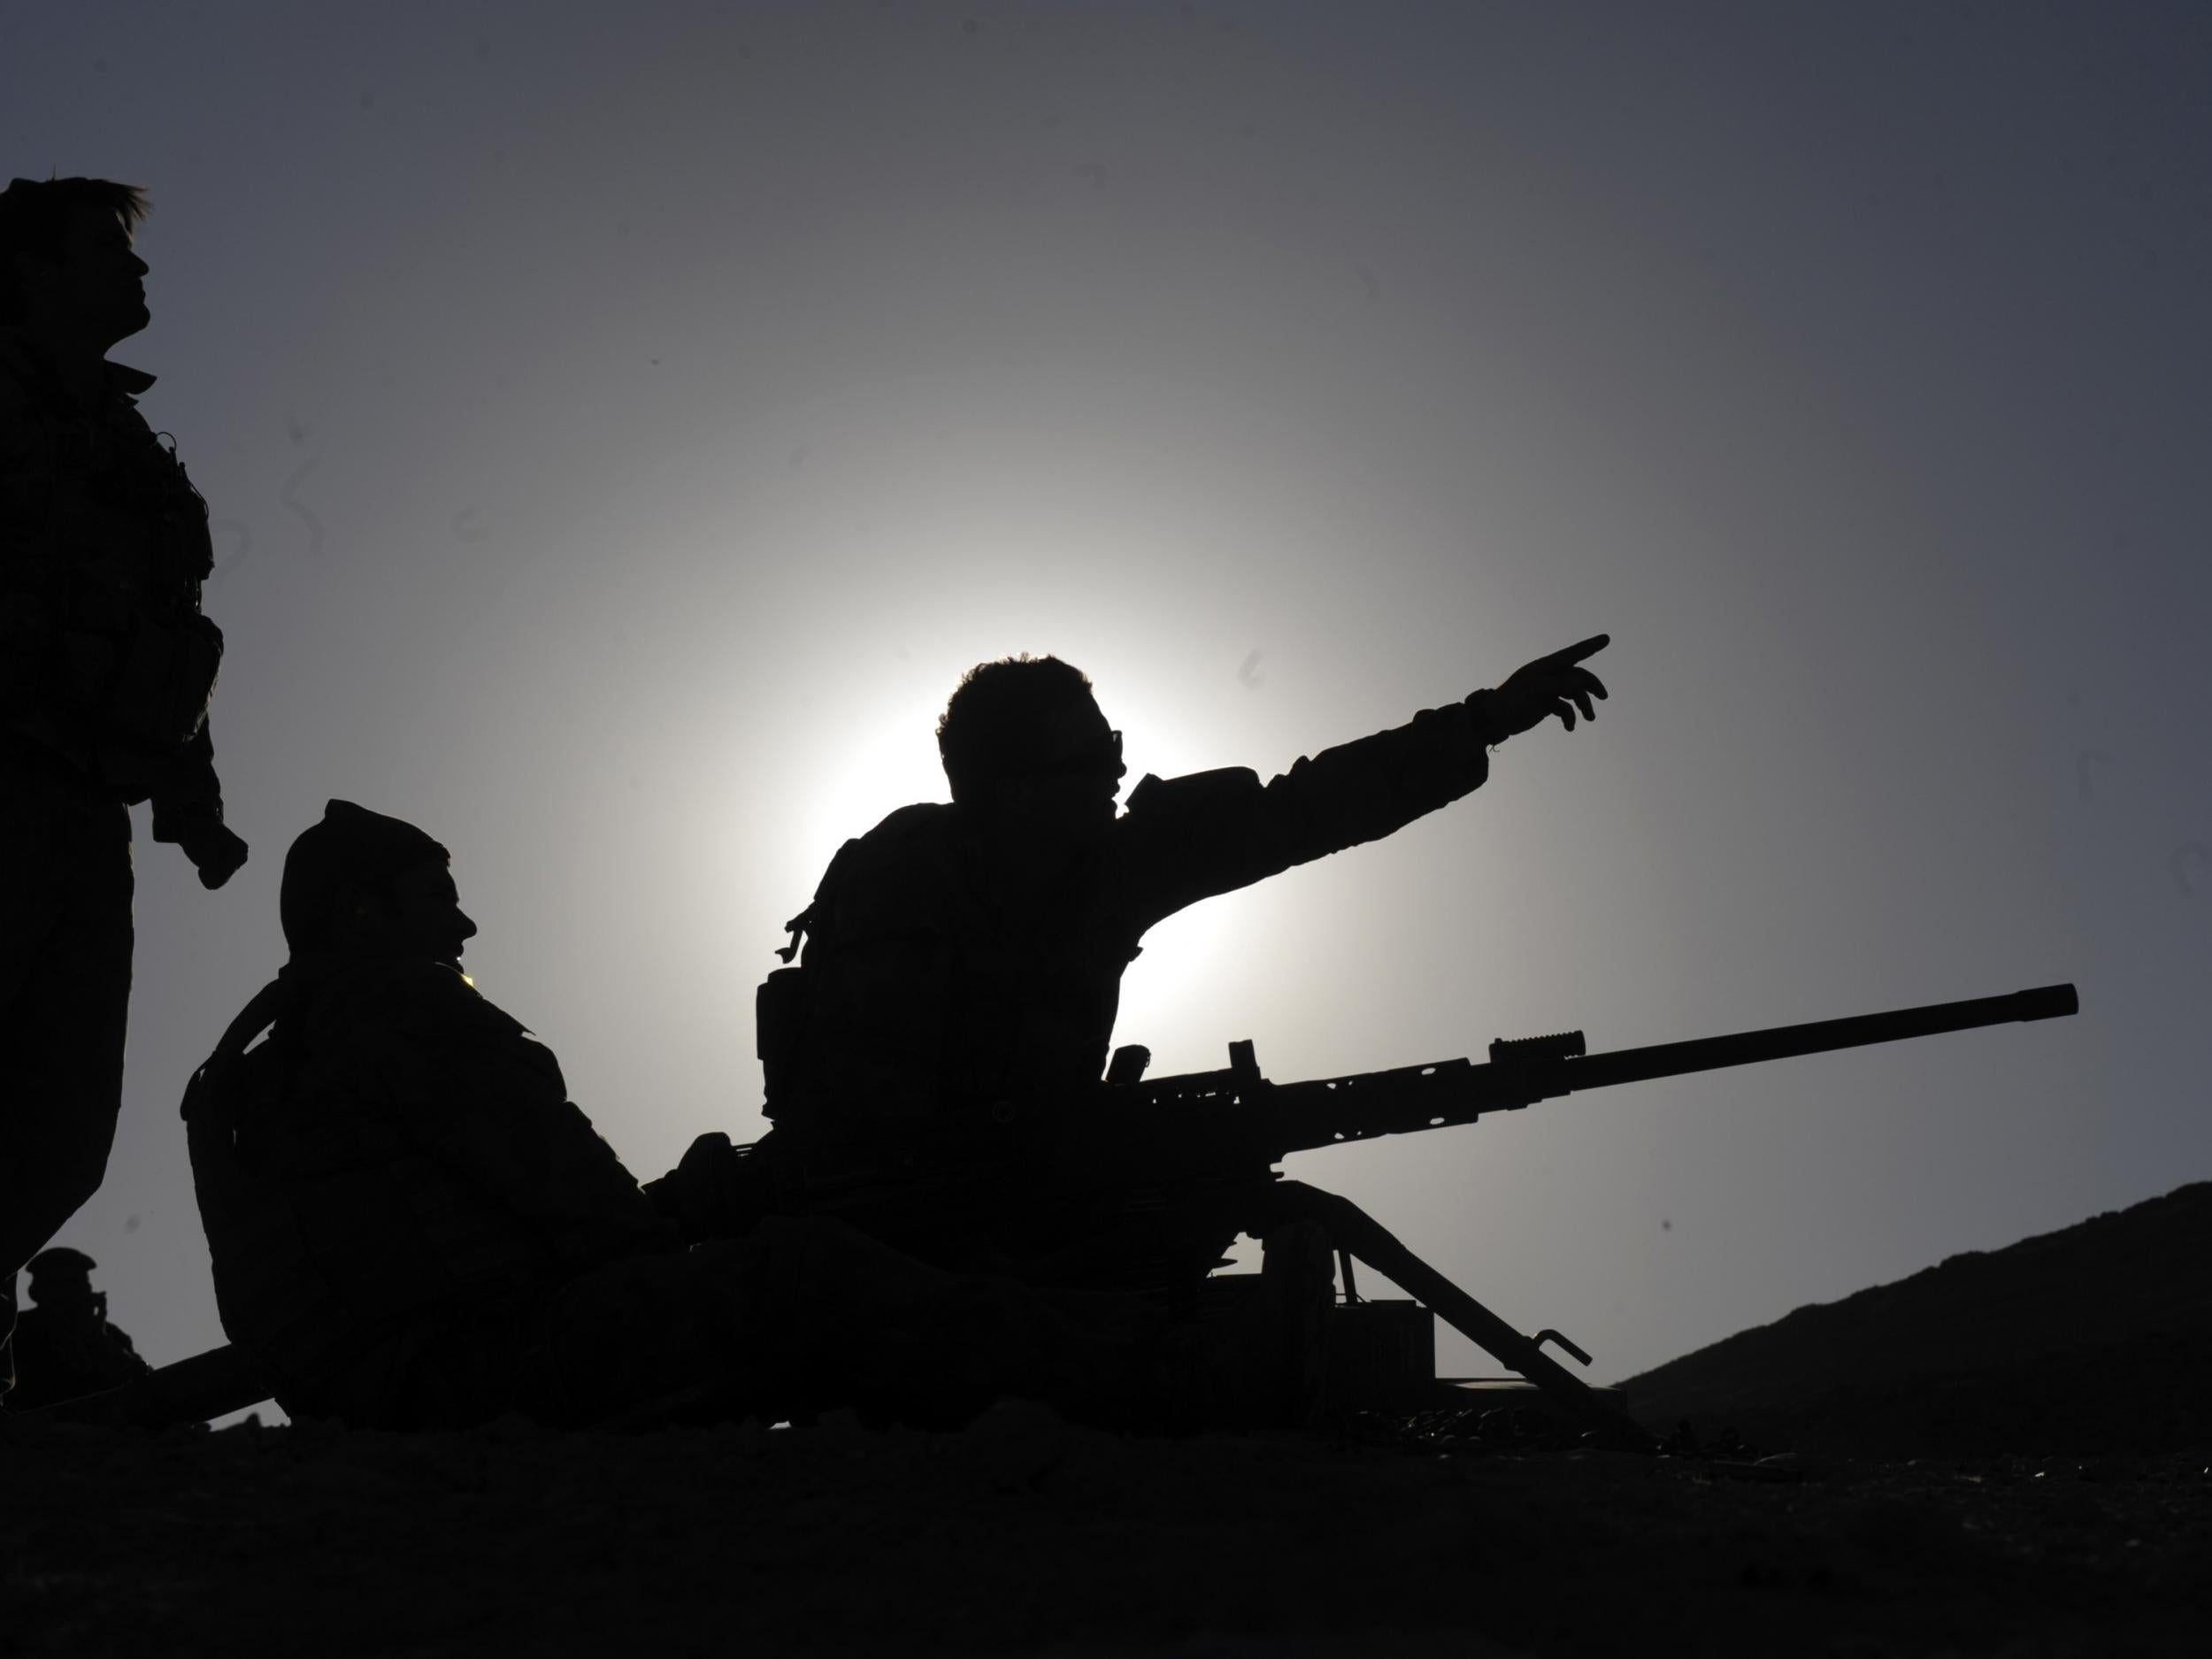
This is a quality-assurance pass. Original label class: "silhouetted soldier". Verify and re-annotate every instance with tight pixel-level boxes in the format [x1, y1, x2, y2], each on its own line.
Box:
[183, 803, 1163, 1430]
[737, 640, 1610, 1279]
[1, 177, 247, 1396]
[5, 1247, 153, 1410]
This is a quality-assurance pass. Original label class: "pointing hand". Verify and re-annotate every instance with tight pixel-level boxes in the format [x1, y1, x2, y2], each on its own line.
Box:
[1482, 634, 1610, 744]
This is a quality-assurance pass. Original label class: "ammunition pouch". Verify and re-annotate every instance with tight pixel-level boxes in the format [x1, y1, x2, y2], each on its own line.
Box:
[104, 425, 218, 583]
[30, 419, 224, 750]
[59, 609, 223, 748]
[756, 964, 807, 1124]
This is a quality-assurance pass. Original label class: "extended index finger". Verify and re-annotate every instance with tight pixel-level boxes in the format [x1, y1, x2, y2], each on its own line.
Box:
[1546, 633, 1610, 666]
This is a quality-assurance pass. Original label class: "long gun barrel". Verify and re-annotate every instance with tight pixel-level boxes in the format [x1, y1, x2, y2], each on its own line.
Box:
[1105, 984, 2078, 1172]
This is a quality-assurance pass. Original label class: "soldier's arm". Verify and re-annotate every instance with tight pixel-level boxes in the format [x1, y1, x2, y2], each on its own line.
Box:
[105, 1324, 156, 1379]
[1120, 636, 1609, 928]
[370, 969, 673, 1265]
[1118, 698, 1494, 926]
[149, 724, 247, 887]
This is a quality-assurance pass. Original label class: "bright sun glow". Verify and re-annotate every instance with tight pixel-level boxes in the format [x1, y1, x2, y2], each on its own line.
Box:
[795, 695, 955, 878]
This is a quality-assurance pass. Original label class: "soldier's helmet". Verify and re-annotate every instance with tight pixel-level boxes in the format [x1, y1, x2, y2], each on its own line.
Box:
[23, 1248, 97, 1304]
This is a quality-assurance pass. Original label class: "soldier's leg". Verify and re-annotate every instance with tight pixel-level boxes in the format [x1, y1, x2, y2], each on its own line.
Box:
[522, 1219, 1167, 1430]
[293, 1219, 1166, 1432]
[0, 763, 133, 1283]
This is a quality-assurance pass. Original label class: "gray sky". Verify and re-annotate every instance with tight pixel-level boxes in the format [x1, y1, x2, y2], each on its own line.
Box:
[10, 1, 2208, 1395]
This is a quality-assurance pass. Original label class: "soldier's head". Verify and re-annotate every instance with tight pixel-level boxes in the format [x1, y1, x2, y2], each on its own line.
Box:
[280, 801, 477, 967]
[24, 1248, 97, 1313]
[938, 656, 1126, 843]
[0, 176, 152, 348]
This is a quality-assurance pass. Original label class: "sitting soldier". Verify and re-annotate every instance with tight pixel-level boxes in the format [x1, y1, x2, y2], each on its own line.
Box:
[6, 1246, 154, 1409]
[729, 639, 1610, 1284]
[185, 801, 1157, 1431]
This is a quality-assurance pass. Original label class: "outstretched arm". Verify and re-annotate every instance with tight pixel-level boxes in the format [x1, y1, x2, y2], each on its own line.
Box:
[1118, 634, 1611, 928]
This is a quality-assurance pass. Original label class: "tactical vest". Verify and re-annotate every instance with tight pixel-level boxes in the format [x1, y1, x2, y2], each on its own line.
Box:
[756, 818, 963, 1142]
[1, 347, 223, 771]
[59, 426, 221, 745]
[184, 979, 367, 1405]
[756, 804, 1143, 1156]
[3, 1305, 150, 1409]
[183, 972, 559, 1411]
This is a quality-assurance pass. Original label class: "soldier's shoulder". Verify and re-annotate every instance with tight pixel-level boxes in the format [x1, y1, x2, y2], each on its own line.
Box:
[811, 804, 964, 936]
[858, 801, 957, 849]
[833, 803, 961, 883]
[1123, 766, 1263, 823]
[309, 958, 511, 1042]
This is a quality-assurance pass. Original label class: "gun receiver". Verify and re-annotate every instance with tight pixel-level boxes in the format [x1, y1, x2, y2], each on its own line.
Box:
[1066, 982, 2078, 1433]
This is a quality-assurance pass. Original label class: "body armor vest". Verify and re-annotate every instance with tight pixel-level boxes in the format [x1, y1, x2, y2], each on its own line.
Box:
[2, 342, 223, 779]
[184, 966, 610, 1413]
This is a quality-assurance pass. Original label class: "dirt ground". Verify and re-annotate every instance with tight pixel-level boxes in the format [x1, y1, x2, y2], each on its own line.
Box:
[12, 1185, 2209, 1656]
[5, 1401, 2208, 1658]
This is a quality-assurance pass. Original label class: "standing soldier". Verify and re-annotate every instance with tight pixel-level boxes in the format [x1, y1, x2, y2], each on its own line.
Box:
[1, 177, 247, 1397]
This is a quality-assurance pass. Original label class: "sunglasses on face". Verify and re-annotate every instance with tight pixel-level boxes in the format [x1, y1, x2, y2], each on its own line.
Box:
[1025, 729, 1125, 780]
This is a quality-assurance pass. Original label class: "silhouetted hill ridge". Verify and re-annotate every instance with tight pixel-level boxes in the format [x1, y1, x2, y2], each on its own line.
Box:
[1620, 1180, 2212, 1455]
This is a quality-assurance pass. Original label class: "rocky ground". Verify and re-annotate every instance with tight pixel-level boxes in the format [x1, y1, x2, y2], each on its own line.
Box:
[6, 1406, 2207, 1657]
[7, 1184, 2209, 1656]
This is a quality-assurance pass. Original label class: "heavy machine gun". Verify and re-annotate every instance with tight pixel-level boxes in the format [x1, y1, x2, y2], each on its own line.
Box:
[1018, 982, 2081, 1432]
[1095, 981, 2079, 1170]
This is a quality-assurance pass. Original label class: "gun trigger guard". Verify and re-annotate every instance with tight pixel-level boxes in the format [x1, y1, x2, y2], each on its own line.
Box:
[1532, 1328, 1593, 1368]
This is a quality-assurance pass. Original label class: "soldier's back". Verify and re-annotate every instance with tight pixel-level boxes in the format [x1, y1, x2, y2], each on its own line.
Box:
[197, 957, 663, 1423]
[6, 1303, 150, 1409]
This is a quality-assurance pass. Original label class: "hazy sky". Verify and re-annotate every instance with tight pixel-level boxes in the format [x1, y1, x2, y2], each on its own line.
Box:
[9, 1, 2208, 1398]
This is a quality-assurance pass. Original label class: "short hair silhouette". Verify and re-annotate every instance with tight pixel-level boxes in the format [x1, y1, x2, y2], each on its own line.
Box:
[279, 800, 450, 956]
[936, 655, 1100, 802]
[0, 176, 150, 324]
